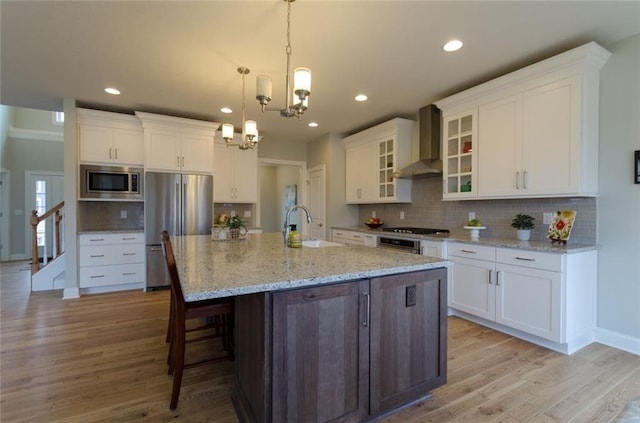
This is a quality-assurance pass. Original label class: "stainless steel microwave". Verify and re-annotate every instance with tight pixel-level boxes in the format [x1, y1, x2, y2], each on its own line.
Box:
[80, 165, 143, 201]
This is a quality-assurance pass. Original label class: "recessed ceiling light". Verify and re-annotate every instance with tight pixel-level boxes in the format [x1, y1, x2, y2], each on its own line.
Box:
[221, 107, 232, 114]
[443, 40, 463, 52]
[308, 121, 318, 128]
[104, 87, 120, 95]
[355, 94, 368, 102]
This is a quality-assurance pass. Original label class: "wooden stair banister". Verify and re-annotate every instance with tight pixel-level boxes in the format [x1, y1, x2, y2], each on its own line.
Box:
[31, 201, 65, 274]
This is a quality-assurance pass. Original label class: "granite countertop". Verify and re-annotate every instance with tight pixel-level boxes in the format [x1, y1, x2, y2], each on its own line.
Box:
[78, 229, 144, 234]
[332, 226, 599, 254]
[171, 233, 450, 302]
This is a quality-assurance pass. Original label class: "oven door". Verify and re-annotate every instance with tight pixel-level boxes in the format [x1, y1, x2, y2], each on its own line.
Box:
[378, 236, 421, 254]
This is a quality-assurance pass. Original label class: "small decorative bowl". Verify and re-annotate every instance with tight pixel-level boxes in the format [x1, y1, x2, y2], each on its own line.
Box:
[365, 222, 384, 229]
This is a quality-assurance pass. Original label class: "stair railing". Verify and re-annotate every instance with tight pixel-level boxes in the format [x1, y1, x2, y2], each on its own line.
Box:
[30, 201, 65, 274]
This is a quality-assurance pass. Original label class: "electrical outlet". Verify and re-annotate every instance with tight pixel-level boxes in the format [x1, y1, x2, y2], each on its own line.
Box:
[244, 210, 251, 218]
[400, 211, 405, 220]
[230, 210, 236, 217]
[543, 212, 553, 225]
[372, 210, 376, 218]
[468, 211, 476, 221]
[120, 210, 127, 219]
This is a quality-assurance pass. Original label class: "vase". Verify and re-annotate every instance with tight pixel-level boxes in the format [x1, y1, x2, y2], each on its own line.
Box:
[517, 229, 531, 241]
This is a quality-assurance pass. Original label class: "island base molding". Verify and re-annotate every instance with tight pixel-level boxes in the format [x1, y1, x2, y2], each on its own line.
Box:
[232, 268, 448, 423]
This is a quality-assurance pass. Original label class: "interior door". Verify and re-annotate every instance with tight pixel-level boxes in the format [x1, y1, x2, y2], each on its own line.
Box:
[25, 171, 64, 260]
[308, 165, 326, 240]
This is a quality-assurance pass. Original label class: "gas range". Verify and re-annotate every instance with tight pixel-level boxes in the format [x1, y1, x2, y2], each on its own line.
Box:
[382, 227, 450, 236]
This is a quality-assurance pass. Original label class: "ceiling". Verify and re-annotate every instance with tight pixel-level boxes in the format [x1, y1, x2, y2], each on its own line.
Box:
[1, 1, 639, 146]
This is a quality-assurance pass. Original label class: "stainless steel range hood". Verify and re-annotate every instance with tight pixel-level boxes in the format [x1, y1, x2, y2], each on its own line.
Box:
[395, 104, 442, 178]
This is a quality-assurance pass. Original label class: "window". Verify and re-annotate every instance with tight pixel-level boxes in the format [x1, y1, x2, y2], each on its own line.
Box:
[52, 111, 64, 125]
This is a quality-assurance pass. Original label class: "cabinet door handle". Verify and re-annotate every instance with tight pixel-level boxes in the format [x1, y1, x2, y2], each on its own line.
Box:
[363, 293, 370, 327]
[109, 148, 112, 159]
[89, 254, 105, 258]
[181, 157, 185, 167]
[89, 238, 105, 242]
[496, 270, 502, 286]
[90, 274, 105, 279]
[516, 171, 520, 189]
[177, 156, 180, 167]
[114, 148, 118, 160]
[122, 253, 137, 256]
[488, 269, 493, 285]
[523, 170, 528, 189]
[122, 272, 137, 276]
[461, 249, 477, 254]
[515, 256, 535, 262]
[122, 237, 137, 241]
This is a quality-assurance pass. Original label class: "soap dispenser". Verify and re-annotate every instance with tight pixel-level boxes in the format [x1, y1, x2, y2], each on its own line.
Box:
[288, 224, 302, 248]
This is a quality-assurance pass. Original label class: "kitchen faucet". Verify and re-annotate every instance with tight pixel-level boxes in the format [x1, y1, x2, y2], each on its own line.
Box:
[283, 205, 313, 245]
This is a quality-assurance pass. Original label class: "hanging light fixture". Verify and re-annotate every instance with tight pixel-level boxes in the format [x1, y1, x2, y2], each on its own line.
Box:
[255, 0, 311, 119]
[223, 67, 259, 150]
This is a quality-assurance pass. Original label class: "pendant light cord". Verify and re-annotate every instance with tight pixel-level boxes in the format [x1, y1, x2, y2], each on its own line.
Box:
[284, 0, 292, 110]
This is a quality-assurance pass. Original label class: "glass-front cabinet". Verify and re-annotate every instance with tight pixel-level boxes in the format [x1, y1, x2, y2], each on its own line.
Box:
[378, 138, 395, 199]
[443, 110, 477, 199]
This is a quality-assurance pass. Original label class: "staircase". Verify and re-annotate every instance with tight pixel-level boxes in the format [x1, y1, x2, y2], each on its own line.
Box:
[30, 201, 65, 291]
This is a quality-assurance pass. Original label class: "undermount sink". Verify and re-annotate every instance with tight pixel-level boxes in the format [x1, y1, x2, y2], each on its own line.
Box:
[301, 240, 345, 248]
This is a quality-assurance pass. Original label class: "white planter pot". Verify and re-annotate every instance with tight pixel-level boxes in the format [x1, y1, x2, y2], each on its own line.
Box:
[517, 229, 531, 241]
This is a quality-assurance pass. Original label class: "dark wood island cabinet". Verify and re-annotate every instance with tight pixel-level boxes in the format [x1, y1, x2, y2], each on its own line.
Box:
[232, 268, 447, 423]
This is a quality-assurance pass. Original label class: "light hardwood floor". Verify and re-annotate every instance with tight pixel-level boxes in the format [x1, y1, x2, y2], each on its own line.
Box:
[1, 260, 638, 422]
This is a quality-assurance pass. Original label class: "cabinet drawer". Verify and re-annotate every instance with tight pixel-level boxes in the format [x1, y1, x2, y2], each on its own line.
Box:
[496, 248, 562, 272]
[79, 263, 145, 288]
[80, 244, 144, 267]
[332, 230, 365, 245]
[79, 232, 144, 246]
[448, 243, 496, 261]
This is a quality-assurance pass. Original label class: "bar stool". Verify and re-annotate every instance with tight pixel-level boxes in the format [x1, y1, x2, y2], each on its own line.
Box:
[161, 231, 234, 410]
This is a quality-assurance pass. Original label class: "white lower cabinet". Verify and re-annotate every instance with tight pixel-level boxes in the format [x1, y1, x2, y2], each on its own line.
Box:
[331, 229, 377, 247]
[78, 233, 145, 289]
[448, 242, 597, 354]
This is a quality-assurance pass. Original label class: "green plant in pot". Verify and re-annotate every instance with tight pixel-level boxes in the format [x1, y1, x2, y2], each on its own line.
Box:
[511, 214, 535, 241]
[226, 215, 248, 239]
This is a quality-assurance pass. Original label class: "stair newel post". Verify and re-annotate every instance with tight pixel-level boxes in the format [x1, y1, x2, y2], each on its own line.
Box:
[30, 210, 39, 274]
[55, 210, 62, 258]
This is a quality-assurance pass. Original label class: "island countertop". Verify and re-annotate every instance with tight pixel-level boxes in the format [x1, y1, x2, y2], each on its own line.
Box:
[171, 233, 450, 302]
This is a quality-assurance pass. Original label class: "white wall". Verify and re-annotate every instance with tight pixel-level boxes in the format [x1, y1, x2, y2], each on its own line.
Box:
[597, 33, 640, 343]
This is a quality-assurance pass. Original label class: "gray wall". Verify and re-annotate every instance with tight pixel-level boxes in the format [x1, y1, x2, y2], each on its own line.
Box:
[597, 33, 640, 340]
[258, 165, 278, 232]
[3, 108, 64, 257]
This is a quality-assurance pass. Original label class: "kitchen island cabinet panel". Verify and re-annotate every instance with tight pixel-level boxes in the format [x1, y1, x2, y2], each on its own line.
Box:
[369, 268, 447, 415]
[272, 281, 369, 423]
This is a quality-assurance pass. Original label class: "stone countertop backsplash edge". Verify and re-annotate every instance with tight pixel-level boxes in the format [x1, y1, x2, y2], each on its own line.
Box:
[332, 226, 599, 254]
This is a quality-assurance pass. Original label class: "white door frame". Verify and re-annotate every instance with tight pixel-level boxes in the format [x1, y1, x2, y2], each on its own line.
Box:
[24, 170, 64, 259]
[257, 158, 308, 234]
[307, 164, 327, 240]
[0, 169, 10, 261]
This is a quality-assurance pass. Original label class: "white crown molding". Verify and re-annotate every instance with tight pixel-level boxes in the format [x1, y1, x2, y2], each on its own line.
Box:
[9, 125, 63, 142]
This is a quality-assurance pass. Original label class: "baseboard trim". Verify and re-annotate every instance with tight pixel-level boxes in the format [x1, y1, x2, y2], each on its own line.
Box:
[63, 287, 80, 299]
[593, 327, 640, 356]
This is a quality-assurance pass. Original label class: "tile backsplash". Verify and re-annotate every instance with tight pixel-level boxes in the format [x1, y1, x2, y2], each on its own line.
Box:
[78, 201, 144, 232]
[358, 177, 596, 244]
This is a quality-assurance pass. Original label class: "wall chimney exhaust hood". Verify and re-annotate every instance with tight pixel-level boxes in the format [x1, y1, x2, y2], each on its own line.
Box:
[395, 104, 442, 178]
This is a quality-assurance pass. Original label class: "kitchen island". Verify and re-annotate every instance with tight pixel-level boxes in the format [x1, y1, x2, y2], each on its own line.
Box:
[171, 233, 450, 423]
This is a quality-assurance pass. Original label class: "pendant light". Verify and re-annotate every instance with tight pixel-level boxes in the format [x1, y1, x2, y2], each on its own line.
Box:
[255, 0, 311, 119]
[223, 67, 259, 150]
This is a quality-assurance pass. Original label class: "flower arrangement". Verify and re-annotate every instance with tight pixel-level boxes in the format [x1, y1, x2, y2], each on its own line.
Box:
[226, 215, 246, 229]
[510, 214, 535, 230]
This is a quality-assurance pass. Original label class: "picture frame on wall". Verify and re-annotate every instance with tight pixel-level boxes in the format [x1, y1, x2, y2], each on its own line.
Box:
[635, 150, 640, 184]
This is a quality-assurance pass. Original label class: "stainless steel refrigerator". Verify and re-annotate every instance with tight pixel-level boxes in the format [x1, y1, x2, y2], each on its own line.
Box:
[145, 172, 213, 290]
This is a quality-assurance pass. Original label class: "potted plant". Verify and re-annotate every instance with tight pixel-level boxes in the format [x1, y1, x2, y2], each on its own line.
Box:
[511, 214, 535, 241]
[226, 215, 248, 239]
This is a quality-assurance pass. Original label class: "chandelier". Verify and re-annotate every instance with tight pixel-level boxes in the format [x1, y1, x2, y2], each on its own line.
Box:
[222, 67, 259, 150]
[255, 0, 311, 119]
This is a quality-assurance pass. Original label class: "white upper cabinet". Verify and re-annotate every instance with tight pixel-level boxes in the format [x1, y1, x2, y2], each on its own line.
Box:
[213, 135, 258, 203]
[136, 112, 219, 174]
[343, 118, 414, 204]
[436, 42, 611, 200]
[443, 110, 477, 198]
[77, 108, 144, 166]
